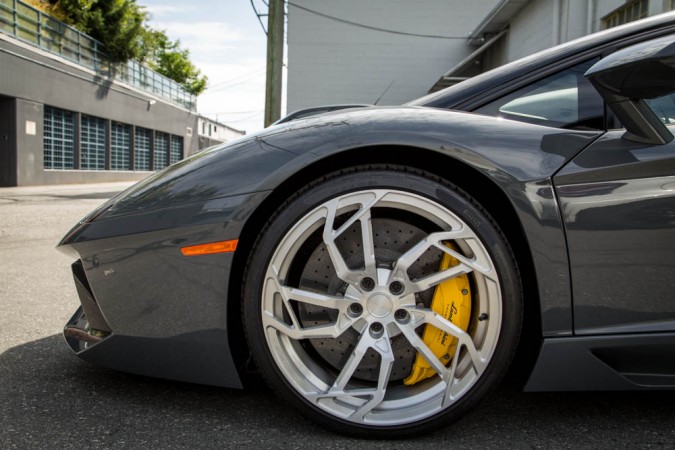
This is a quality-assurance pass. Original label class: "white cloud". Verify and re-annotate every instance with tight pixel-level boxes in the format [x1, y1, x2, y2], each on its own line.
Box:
[142, 4, 195, 16]
[143, 1, 270, 133]
[151, 21, 244, 61]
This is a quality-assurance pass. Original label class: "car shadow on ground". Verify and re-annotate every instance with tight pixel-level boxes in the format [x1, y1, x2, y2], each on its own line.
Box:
[1, 335, 674, 448]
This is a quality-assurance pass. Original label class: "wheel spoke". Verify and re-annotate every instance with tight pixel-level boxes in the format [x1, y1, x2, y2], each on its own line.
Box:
[278, 284, 354, 310]
[265, 274, 302, 330]
[397, 321, 449, 378]
[306, 327, 395, 420]
[322, 199, 354, 284]
[353, 332, 394, 420]
[263, 312, 354, 339]
[408, 263, 472, 293]
[322, 193, 384, 285]
[443, 338, 464, 407]
[392, 229, 472, 278]
[393, 230, 496, 293]
[398, 306, 489, 406]
[413, 307, 488, 376]
[359, 208, 377, 278]
[332, 328, 372, 391]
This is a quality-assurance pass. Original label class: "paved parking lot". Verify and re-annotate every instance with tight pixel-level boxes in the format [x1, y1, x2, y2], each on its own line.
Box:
[1, 183, 674, 449]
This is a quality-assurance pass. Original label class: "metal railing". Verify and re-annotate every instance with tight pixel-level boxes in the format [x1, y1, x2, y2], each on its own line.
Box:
[0, 0, 196, 110]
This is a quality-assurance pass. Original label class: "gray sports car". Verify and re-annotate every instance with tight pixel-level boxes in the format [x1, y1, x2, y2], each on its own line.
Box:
[59, 13, 675, 438]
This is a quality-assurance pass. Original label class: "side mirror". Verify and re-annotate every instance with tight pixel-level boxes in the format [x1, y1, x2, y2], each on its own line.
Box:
[585, 35, 675, 145]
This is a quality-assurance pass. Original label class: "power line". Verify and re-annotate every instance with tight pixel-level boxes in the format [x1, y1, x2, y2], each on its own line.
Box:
[206, 71, 266, 93]
[202, 110, 262, 116]
[207, 67, 266, 90]
[250, 0, 268, 35]
[286, 2, 468, 39]
[227, 111, 264, 123]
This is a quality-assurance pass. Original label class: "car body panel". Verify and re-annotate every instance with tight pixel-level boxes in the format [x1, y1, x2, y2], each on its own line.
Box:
[554, 129, 675, 334]
[59, 108, 600, 387]
[60, 192, 268, 387]
[525, 333, 675, 391]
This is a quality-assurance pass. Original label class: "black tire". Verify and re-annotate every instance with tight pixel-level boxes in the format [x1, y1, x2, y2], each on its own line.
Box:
[243, 165, 522, 438]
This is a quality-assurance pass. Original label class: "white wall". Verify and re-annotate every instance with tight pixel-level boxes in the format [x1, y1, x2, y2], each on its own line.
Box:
[504, 0, 553, 61]
[501, 0, 657, 64]
[198, 117, 245, 142]
[287, 0, 499, 112]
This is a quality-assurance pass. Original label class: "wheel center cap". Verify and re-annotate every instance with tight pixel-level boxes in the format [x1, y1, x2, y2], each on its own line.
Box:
[366, 293, 393, 318]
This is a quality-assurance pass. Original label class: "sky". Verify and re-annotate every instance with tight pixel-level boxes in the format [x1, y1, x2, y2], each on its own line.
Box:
[142, 0, 275, 134]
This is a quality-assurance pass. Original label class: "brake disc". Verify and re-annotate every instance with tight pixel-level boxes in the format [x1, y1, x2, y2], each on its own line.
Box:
[297, 217, 442, 382]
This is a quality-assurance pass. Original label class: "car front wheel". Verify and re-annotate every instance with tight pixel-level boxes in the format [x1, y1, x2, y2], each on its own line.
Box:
[243, 166, 522, 437]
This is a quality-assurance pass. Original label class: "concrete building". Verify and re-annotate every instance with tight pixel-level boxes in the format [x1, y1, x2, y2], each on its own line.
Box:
[197, 116, 246, 149]
[0, 0, 199, 186]
[286, 0, 675, 110]
[286, 0, 499, 113]
[431, 0, 675, 90]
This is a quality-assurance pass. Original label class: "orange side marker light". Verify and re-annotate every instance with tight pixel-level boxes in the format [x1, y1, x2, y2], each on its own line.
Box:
[181, 239, 238, 256]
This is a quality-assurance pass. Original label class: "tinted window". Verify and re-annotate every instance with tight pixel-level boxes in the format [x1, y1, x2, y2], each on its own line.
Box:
[474, 59, 605, 130]
[646, 93, 675, 124]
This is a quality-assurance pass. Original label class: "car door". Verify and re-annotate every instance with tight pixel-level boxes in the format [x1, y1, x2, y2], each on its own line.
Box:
[554, 35, 675, 335]
[554, 124, 675, 334]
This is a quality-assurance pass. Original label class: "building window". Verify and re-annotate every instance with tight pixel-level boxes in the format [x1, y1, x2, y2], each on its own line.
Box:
[111, 122, 131, 170]
[170, 135, 183, 164]
[43, 107, 183, 172]
[604, 0, 649, 28]
[80, 115, 107, 170]
[154, 132, 169, 170]
[44, 106, 75, 169]
[135, 127, 152, 171]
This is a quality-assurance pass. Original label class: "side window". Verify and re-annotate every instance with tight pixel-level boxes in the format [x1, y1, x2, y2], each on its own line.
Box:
[646, 93, 675, 125]
[474, 59, 605, 130]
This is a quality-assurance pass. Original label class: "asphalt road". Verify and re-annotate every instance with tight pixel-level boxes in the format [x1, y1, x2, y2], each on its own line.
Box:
[1, 183, 674, 449]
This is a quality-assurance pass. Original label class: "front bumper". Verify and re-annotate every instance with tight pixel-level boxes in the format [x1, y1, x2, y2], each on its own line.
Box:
[59, 191, 270, 388]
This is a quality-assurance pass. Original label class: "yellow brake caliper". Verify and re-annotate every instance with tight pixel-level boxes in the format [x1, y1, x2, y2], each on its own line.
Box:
[403, 244, 471, 385]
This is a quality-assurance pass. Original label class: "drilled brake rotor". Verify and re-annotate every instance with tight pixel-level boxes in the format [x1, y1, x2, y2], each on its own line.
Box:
[296, 217, 443, 382]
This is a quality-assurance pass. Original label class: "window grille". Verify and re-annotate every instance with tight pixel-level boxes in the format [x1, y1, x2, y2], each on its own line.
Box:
[170, 135, 183, 164]
[80, 115, 106, 170]
[154, 132, 169, 170]
[135, 127, 152, 171]
[43, 106, 75, 169]
[111, 122, 131, 170]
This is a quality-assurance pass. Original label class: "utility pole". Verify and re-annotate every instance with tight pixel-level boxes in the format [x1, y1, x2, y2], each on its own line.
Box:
[264, 0, 284, 127]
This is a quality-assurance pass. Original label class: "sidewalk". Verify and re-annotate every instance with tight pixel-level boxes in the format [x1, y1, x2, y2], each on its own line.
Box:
[0, 181, 137, 200]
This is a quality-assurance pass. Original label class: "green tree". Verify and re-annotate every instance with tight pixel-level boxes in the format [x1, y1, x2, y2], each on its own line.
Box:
[52, 0, 207, 95]
[59, 0, 146, 63]
[144, 30, 208, 95]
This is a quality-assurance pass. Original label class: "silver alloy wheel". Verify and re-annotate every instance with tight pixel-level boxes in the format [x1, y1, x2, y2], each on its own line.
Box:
[261, 189, 503, 426]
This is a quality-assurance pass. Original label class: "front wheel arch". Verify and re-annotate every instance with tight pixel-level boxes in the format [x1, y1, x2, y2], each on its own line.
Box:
[227, 146, 541, 381]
